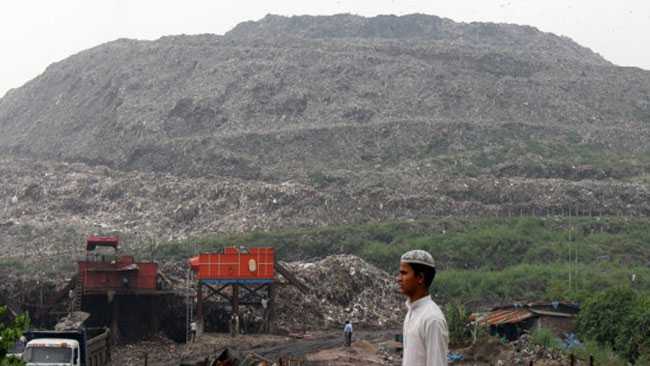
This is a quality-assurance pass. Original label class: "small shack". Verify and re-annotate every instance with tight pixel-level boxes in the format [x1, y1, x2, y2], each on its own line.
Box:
[479, 301, 580, 341]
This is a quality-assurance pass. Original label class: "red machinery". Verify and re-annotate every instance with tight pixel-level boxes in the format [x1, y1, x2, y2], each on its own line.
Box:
[189, 247, 275, 284]
[78, 236, 158, 292]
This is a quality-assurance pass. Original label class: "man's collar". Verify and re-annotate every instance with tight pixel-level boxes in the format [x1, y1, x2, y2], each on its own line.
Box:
[406, 294, 431, 310]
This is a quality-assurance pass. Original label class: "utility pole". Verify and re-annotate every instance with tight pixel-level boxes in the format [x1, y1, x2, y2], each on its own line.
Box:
[568, 210, 573, 295]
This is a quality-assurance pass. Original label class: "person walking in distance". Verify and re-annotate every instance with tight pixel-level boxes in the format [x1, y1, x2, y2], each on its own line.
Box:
[343, 320, 353, 347]
[398, 250, 449, 366]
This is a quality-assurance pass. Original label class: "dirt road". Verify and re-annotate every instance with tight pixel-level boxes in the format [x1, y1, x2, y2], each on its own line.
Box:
[113, 329, 399, 366]
[249, 329, 397, 360]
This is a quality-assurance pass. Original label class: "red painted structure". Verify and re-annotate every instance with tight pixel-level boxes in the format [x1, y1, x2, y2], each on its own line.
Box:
[189, 247, 275, 282]
[78, 236, 158, 292]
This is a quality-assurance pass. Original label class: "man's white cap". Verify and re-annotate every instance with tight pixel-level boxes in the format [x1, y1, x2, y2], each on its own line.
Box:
[401, 249, 435, 268]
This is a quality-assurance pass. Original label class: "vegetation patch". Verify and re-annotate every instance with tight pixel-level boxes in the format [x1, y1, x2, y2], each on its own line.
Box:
[146, 216, 650, 307]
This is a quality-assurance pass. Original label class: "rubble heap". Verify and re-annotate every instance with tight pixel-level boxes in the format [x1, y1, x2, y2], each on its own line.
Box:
[510, 334, 567, 365]
[2, 156, 650, 270]
[275, 255, 404, 331]
[456, 333, 572, 366]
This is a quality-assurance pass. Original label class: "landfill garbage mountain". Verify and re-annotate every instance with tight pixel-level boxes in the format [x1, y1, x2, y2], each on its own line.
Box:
[0, 14, 648, 262]
[0, 12, 646, 366]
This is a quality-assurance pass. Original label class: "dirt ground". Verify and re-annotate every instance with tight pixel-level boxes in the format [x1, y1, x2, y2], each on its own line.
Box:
[111, 330, 401, 366]
[306, 340, 389, 365]
[107, 328, 586, 366]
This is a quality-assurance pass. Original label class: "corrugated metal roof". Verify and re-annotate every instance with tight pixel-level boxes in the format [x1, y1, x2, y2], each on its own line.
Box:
[528, 301, 578, 308]
[481, 309, 534, 326]
[491, 301, 579, 312]
[479, 301, 579, 326]
[529, 309, 576, 318]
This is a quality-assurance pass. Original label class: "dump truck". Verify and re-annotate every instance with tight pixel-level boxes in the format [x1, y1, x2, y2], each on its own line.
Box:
[22, 327, 111, 366]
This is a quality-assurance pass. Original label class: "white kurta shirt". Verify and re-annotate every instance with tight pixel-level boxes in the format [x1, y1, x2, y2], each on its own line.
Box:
[402, 296, 449, 366]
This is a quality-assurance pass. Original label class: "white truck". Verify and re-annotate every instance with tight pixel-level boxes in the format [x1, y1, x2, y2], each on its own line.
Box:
[22, 327, 110, 366]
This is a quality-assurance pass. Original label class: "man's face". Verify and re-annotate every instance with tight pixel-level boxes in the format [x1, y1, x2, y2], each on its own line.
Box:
[397, 262, 422, 296]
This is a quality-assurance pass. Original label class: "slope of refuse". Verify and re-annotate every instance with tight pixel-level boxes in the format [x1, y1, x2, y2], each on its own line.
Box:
[275, 255, 405, 331]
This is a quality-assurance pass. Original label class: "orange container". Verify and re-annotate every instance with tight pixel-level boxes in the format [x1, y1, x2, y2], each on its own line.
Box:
[190, 247, 274, 281]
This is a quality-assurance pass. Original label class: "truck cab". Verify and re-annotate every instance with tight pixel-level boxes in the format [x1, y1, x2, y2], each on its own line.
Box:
[23, 338, 81, 366]
[23, 327, 110, 366]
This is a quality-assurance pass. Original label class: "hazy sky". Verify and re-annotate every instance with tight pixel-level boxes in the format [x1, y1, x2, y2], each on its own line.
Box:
[1, 0, 648, 98]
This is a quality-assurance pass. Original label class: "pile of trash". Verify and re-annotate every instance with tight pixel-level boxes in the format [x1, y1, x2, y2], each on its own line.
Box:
[454, 333, 576, 365]
[275, 255, 404, 331]
[54, 311, 90, 331]
[509, 333, 578, 365]
[111, 334, 181, 366]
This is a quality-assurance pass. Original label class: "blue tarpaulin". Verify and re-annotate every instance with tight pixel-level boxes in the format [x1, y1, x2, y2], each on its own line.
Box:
[563, 333, 583, 350]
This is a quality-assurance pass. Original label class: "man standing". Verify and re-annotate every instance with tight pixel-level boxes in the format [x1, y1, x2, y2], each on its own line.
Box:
[190, 321, 197, 342]
[343, 320, 353, 347]
[398, 249, 449, 366]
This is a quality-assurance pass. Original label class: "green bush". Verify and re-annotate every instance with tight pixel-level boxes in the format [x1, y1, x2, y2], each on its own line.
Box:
[577, 288, 650, 363]
[573, 340, 627, 366]
[620, 295, 650, 362]
[529, 327, 561, 349]
[136, 216, 650, 272]
[577, 288, 636, 350]
[444, 302, 472, 347]
[0, 259, 25, 272]
[130, 216, 650, 307]
[0, 306, 28, 365]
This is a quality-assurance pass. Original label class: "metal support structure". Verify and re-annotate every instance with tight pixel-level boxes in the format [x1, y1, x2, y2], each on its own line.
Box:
[110, 293, 120, 344]
[264, 284, 276, 333]
[196, 281, 275, 336]
[196, 282, 204, 337]
[149, 296, 159, 334]
[185, 268, 193, 343]
[72, 275, 83, 312]
[231, 285, 240, 337]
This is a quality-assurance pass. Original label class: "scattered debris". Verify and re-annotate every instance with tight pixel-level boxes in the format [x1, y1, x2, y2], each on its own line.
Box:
[1, 157, 649, 266]
[55, 311, 90, 331]
[275, 255, 404, 331]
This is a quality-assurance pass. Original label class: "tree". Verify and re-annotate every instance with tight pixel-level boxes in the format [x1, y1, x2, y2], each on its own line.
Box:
[576, 287, 637, 348]
[576, 287, 650, 363]
[620, 295, 650, 362]
[0, 306, 28, 366]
